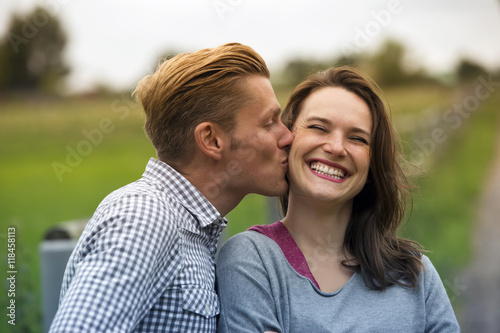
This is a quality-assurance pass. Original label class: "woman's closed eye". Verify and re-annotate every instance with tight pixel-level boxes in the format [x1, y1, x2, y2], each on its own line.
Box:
[307, 124, 327, 132]
[350, 136, 369, 145]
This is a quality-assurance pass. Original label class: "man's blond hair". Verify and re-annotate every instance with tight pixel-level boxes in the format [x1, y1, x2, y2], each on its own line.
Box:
[133, 43, 270, 163]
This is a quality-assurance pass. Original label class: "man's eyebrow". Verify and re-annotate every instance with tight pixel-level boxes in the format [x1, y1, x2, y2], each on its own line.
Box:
[264, 106, 282, 118]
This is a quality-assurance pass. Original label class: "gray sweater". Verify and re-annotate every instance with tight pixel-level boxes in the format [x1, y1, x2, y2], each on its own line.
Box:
[216, 230, 460, 333]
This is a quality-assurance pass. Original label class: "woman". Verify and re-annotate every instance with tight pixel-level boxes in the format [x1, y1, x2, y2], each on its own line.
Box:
[216, 67, 460, 332]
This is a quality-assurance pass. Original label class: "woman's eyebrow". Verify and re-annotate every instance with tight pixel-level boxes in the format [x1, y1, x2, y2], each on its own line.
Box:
[350, 127, 371, 137]
[305, 116, 331, 125]
[305, 116, 371, 136]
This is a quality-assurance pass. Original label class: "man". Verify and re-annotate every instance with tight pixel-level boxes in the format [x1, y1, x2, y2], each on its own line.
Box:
[49, 43, 293, 332]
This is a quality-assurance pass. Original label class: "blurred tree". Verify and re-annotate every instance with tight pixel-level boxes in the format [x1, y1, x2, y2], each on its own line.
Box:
[0, 6, 69, 93]
[364, 39, 435, 87]
[282, 59, 325, 88]
[334, 54, 360, 68]
[456, 58, 488, 82]
[369, 39, 408, 86]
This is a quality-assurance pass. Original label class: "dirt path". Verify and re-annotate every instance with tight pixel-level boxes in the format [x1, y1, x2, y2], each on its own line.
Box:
[460, 121, 500, 332]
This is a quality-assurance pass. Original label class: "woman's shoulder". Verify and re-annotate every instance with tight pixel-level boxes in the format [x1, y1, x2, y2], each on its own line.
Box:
[418, 254, 446, 289]
[421, 254, 438, 273]
[223, 230, 272, 250]
[223, 222, 283, 248]
[217, 224, 286, 268]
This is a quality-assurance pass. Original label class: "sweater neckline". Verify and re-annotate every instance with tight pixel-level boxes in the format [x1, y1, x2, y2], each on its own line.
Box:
[248, 221, 321, 289]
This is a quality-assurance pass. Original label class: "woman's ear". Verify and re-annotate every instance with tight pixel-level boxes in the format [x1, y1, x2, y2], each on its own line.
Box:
[194, 122, 226, 160]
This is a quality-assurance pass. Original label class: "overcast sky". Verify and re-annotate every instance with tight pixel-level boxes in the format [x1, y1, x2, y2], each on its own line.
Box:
[1, 0, 500, 93]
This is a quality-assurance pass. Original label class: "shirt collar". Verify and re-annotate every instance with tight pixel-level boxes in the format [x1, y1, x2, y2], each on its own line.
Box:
[142, 158, 227, 228]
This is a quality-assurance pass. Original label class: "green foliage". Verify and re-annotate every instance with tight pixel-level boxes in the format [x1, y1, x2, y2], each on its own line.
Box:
[278, 38, 438, 90]
[400, 90, 500, 275]
[225, 195, 268, 237]
[369, 39, 407, 86]
[281, 59, 326, 88]
[0, 6, 68, 92]
[280, 55, 362, 89]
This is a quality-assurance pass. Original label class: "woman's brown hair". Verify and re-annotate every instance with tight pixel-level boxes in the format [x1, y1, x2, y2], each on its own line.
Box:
[280, 66, 423, 290]
[133, 43, 269, 164]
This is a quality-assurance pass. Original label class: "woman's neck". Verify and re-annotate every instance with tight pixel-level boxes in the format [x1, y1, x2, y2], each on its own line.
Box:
[281, 193, 352, 258]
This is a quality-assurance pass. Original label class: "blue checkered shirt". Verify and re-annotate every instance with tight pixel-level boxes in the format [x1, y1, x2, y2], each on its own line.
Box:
[50, 158, 227, 332]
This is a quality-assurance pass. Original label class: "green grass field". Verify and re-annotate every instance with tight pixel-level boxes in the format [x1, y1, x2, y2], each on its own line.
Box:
[0, 82, 498, 332]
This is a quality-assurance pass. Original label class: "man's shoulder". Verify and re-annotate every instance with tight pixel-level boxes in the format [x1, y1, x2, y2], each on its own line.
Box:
[99, 178, 173, 207]
[87, 179, 180, 232]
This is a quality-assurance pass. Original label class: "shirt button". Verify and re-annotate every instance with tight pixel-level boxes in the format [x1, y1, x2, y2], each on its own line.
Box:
[205, 304, 211, 314]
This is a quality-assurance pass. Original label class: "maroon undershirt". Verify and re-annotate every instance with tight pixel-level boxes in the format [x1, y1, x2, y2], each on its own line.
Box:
[248, 221, 320, 289]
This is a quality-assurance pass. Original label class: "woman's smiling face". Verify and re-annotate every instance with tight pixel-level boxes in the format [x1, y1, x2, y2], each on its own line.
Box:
[287, 86, 372, 206]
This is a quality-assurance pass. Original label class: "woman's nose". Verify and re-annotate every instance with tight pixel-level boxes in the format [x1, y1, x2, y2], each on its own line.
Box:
[322, 136, 346, 158]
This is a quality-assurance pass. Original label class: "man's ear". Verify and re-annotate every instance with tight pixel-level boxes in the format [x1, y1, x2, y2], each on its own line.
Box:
[194, 122, 226, 160]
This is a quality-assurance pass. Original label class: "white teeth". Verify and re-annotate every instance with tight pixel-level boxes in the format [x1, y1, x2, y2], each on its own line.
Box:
[310, 162, 346, 179]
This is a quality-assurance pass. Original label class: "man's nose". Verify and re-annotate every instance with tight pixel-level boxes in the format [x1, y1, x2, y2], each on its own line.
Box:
[278, 122, 294, 150]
